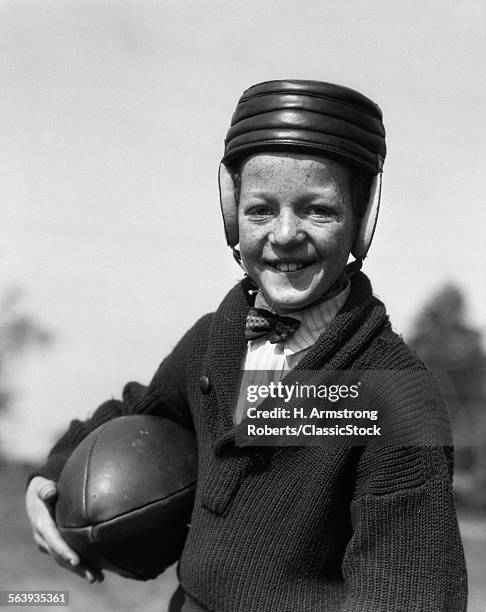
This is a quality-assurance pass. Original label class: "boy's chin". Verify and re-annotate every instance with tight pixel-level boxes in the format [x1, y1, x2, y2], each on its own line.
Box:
[267, 290, 320, 314]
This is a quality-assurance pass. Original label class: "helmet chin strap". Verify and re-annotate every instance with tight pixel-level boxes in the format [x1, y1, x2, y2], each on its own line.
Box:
[232, 246, 244, 267]
[233, 246, 361, 313]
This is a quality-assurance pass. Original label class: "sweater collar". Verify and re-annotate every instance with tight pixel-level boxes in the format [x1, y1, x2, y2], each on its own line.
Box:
[205, 272, 389, 452]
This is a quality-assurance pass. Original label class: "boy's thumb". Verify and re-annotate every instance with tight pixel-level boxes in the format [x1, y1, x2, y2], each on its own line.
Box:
[38, 481, 58, 502]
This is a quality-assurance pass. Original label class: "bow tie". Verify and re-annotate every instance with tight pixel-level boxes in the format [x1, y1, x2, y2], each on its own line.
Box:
[245, 307, 301, 344]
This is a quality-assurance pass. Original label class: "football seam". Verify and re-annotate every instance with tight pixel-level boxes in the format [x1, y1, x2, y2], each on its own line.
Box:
[89, 480, 197, 527]
[60, 479, 197, 528]
[82, 421, 112, 524]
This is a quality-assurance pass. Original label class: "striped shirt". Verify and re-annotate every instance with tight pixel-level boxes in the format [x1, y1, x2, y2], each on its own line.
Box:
[234, 283, 351, 424]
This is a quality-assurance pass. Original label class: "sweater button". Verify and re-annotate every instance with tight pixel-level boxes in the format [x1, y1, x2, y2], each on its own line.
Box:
[199, 375, 211, 394]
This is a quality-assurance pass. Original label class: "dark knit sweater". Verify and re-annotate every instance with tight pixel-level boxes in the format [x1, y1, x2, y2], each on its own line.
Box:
[33, 273, 467, 611]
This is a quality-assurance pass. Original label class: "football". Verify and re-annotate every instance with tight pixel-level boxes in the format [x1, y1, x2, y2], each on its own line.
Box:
[55, 415, 197, 580]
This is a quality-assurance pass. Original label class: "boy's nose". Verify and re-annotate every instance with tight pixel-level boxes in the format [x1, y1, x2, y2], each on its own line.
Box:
[268, 211, 305, 247]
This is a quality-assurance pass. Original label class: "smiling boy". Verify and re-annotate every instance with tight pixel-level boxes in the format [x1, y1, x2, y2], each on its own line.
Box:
[26, 80, 467, 611]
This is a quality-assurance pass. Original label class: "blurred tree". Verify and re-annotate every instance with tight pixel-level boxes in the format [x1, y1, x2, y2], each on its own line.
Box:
[407, 283, 486, 509]
[408, 284, 486, 399]
[0, 287, 52, 414]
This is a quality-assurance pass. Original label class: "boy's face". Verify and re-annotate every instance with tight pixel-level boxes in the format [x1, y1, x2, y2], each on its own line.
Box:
[238, 152, 356, 313]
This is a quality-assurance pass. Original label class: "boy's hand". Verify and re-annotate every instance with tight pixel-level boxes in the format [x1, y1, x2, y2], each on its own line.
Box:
[25, 476, 104, 583]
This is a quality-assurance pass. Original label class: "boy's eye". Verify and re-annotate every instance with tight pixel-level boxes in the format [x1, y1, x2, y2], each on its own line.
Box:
[306, 205, 332, 216]
[246, 205, 274, 216]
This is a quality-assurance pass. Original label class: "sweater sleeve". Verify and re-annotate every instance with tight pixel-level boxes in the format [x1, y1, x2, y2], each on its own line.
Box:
[29, 313, 213, 484]
[339, 372, 468, 611]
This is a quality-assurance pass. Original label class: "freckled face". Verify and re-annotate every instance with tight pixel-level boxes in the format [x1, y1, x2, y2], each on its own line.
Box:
[238, 153, 356, 313]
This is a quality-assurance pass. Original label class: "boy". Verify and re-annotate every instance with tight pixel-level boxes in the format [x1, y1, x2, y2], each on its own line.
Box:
[26, 80, 467, 611]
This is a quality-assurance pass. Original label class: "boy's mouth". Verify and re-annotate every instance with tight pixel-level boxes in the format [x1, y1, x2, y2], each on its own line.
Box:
[266, 260, 316, 273]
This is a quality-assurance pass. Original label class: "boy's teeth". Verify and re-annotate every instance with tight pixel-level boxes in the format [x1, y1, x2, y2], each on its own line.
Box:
[275, 262, 304, 272]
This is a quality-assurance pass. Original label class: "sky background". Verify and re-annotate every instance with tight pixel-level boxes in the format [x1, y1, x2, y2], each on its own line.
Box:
[1, 0, 485, 461]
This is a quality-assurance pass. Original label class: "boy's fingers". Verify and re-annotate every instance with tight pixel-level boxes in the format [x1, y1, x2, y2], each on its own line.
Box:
[28, 477, 104, 584]
[36, 507, 79, 566]
[36, 509, 103, 583]
[56, 558, 105, 583]
[33, 532, 49, 553]
[89, 567, 104, 583]
[35, 524, 103, 583]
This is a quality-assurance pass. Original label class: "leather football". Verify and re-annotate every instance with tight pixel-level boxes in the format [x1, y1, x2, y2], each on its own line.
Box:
[55, 415, 197, 580]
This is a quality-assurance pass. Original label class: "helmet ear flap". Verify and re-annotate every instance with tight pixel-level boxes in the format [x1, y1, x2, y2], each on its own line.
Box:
[218, 163, 239, 247]
[351, 173, 382, 260]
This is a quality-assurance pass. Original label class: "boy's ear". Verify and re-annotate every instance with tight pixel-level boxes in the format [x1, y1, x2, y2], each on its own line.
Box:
[219, 163, 239, 247]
